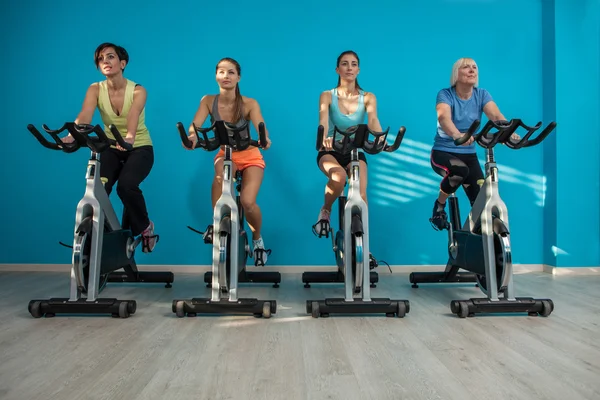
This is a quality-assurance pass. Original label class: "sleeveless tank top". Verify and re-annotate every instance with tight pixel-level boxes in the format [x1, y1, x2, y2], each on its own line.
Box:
[328, 88, 367, 137]
[210, 95, 251, 141]
[97, 79, 152, 148]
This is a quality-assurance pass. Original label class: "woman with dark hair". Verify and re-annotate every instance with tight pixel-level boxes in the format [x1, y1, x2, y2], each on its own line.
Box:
[185, 57, 273, 266]
[62, 42, 158, 252]
[312, 50, 384, 235]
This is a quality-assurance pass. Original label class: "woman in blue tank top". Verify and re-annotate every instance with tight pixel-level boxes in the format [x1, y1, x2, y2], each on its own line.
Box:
[429, 57, 517, 230]
[313, 50, 384, 232]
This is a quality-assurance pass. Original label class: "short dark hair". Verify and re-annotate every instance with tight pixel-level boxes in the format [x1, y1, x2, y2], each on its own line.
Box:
[94, 42, 129, 70]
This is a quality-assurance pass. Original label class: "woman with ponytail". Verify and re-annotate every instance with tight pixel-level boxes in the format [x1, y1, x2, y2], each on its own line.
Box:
[313, 50, 383, 236]
[185, 57, 273, 266]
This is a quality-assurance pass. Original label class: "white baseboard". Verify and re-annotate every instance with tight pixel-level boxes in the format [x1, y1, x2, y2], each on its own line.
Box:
[0, 263, 557, 274]
[543, 265, 600, 275]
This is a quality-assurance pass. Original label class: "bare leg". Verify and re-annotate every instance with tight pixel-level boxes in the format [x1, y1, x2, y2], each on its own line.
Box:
[239, 166, 264, 240]
[318, 154, 346, 212]
[240, 166, 270, 265]
[356, 160, 369, 205]
[437, 190, 449, 204]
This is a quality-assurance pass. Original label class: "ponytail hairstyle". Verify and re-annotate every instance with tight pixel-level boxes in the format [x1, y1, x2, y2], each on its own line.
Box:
[336, 50, 363, 92]
[216, 57, 244, 123]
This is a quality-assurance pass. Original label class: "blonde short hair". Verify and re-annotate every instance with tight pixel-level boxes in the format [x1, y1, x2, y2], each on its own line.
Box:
[450, 58, 478, 87]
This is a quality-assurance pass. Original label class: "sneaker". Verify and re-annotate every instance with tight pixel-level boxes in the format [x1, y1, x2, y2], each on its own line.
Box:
[253, 237, 272, 266]
[141, 221, 159, 253]
[312, 208, 331, 238]
[202, 224, 213, 244]
[429, 200, 449, 231]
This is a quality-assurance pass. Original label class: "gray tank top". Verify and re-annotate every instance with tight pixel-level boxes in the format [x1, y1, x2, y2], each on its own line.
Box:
[210, 95, 250, 140]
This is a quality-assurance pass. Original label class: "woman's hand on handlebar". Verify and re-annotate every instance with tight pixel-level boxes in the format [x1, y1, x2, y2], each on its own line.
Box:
[322, 137, 333, 151]
[117, 134, 135, 151]
[458, 133, 474, 146]
[61, 134, 75, 144]
[184, 133, 198, 150]
[263, 136, 272, 150]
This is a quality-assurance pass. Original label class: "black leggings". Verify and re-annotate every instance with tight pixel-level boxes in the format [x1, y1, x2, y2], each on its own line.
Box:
[100, 145, 154, 236]
[430, 150, 483, 205]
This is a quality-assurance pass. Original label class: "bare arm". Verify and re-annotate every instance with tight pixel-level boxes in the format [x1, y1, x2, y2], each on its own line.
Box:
[436, 103, 462, 139]
[365, 92, 383, 132]
[483, 101, 506, 121]
[318, 91, 332, 136]
[248, 98, 271, 149]
[74, 83, 99, 125]
[126, 85, 147, 139]
[183, 96, 211, 149]
[318, 91, 333, 150]
[188, 95, 211, 134]
[483, 101, 520, 140]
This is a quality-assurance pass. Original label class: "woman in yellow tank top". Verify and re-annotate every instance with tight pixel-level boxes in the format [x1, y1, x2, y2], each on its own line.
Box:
[61, 43, 158, 252]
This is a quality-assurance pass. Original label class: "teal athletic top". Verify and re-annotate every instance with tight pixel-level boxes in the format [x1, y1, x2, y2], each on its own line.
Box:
[328, 88, 367, 137]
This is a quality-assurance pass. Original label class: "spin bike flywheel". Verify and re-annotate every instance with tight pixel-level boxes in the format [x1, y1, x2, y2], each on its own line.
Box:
[334, 230, 364, 293]
[473, 217, 511, 296]
[74, 216, 109, 294]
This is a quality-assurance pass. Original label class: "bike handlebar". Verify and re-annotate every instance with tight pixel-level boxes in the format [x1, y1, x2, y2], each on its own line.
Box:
[177, 120, 267, 152]
[27, 122, 133, 153]
[316, 124, 406, 154]
[454, 118, 556, 149]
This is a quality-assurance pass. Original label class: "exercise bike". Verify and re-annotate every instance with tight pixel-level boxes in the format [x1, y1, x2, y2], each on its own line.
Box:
[411, 118, 556, 318]
[174, 119, 277, 318]
[26, 122, 174, 318]
[306, 123, 410, 318]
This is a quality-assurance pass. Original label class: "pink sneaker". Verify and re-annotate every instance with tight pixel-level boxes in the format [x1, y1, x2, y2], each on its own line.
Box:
[141, 221, 159, 253]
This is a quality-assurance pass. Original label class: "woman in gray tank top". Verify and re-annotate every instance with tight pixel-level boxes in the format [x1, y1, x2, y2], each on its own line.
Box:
[184, 58, 273, 266]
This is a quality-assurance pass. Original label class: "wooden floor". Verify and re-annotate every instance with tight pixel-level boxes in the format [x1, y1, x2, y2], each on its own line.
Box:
[0, 270, 599, 400]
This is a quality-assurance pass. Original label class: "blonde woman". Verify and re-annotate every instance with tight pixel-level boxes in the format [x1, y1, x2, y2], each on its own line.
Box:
[429, 57, 509, 230]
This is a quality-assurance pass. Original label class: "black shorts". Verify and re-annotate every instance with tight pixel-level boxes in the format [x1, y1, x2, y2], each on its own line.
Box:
[316, 150, 367, 168]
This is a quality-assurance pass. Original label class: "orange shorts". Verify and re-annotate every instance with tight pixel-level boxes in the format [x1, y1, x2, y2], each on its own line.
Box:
[214, 146, 265, 171]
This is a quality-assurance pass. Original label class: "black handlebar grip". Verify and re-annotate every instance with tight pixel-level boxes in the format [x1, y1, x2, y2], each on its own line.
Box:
[524, 121, 557, 147]
[177, 122, 194, 149]
[316, 125, 325, 151]
[27, 124, 62, 150]
[257, 122, 267, 148]
[108, 125, 133, 151]
[454, 120, 481, 146]
[384, 126, 406, 152]
[44, 123, 82, 153]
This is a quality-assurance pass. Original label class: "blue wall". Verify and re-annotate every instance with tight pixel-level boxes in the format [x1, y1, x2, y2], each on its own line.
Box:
[551, 0, 600, 266]
[542, 0, 558, 266]
[0, 0, 568, 267]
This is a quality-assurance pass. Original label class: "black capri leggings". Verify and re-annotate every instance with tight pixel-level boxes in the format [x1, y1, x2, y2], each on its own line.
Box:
[430, 150, 483, 205]
[100, 145, 154, 236]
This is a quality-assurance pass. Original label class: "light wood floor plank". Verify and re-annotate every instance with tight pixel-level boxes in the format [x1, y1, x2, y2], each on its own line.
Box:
[0, 271, 598, 400]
